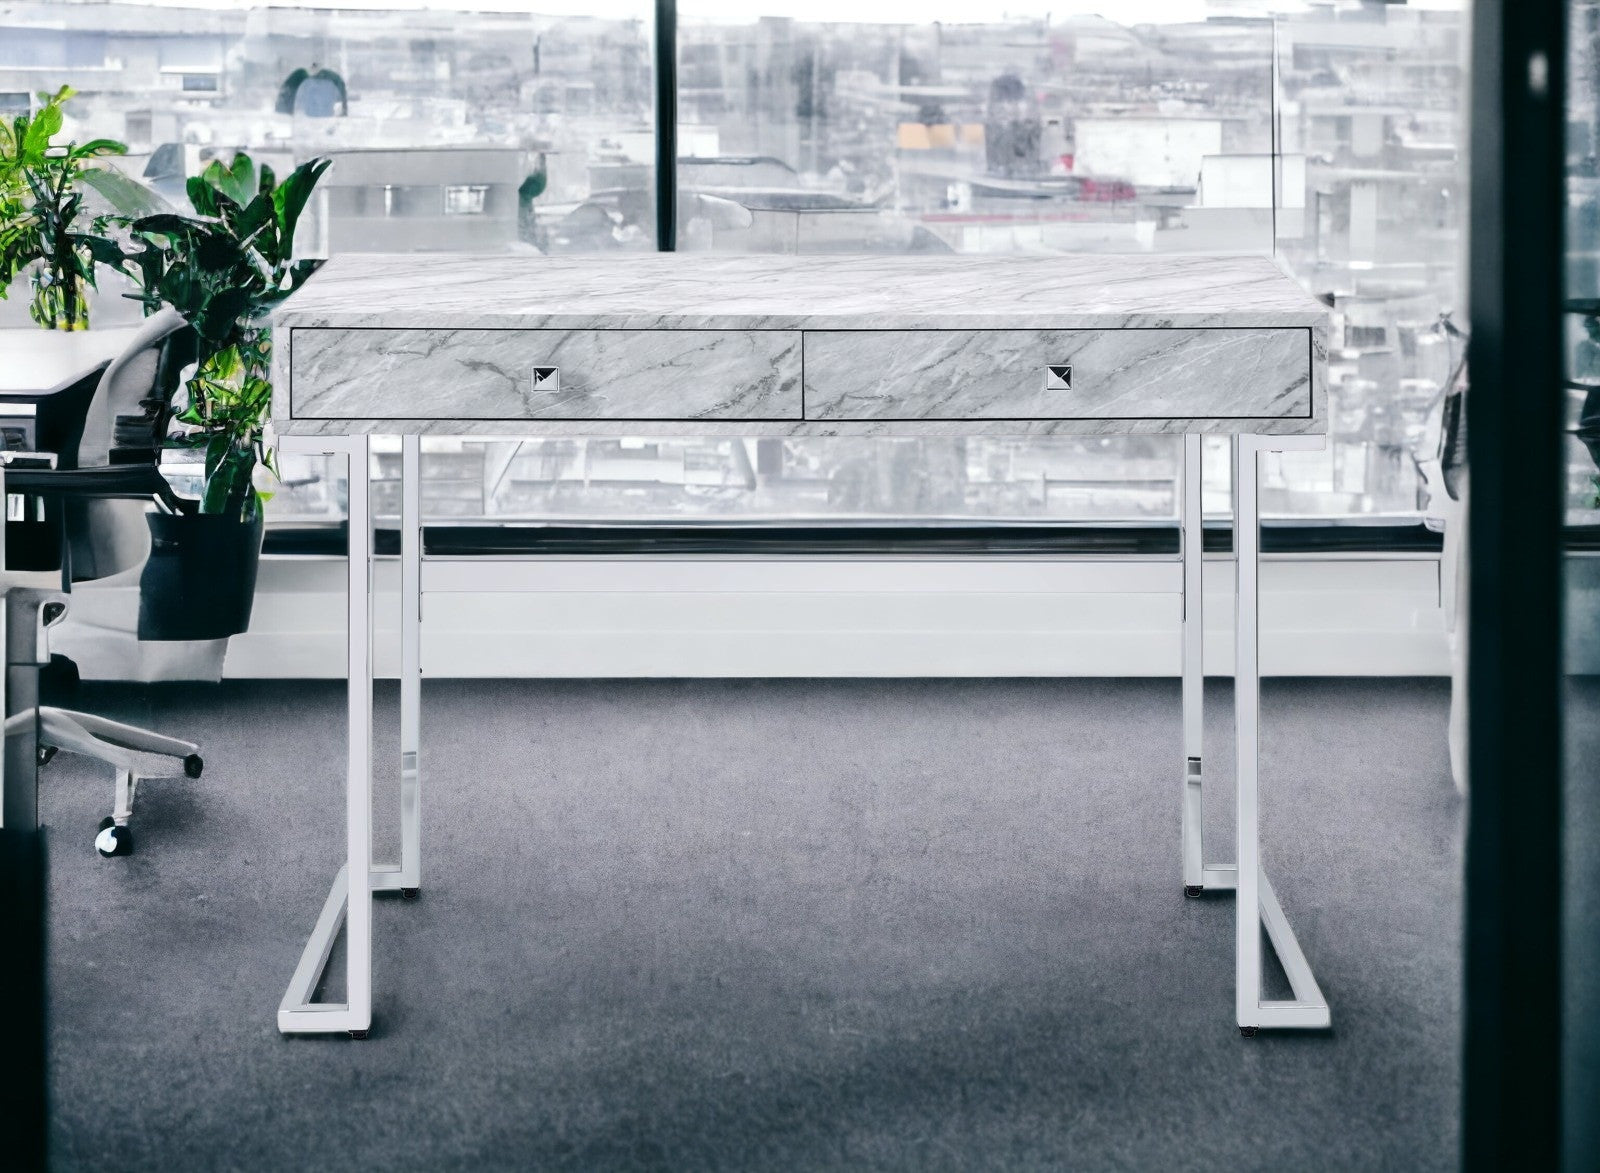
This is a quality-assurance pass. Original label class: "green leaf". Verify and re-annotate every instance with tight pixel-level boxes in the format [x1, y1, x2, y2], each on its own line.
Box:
[78, 166, 173, 217]
[70, 138, 127, 160]
[132, 212, 200, 237]
[185, 174, 224, 219]
[197, 152, 258, 211]
[23, 103, 62, 157]
[201, 463, 234, 513]
[219, 152, 257, 205]
[203, 432, 228, 480]
[194, 229, 244, 274]
[196, 295, 249, 341]
[79, 233, 124, 268]
[269, 157, 331, 258]
[233, 191, 279, 254]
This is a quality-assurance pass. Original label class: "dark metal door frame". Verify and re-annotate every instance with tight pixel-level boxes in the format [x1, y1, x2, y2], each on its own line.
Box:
[1465, 0, 1567, 1166]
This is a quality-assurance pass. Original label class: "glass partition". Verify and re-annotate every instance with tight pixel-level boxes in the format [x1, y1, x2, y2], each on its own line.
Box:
[1564, 2, 1600, 1163]
[0, 0, 1469, 533]
[0, 0, 654, 516]
[408, 1, 1466, 530]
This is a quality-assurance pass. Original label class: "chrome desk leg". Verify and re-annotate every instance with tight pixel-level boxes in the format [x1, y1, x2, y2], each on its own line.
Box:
[1181, 433, 1207, 897]
[279, 435, 374, 1037]
[373, 435, 422, 899]
[1230, 433, 1329, 1033]
[401, 435, 421, 894]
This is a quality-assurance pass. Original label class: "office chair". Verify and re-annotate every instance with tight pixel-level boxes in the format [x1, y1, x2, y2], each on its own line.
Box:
[0, 576, 73, 1172]
[1417, 311, 1468, 793]
[7, 309, 206, 857]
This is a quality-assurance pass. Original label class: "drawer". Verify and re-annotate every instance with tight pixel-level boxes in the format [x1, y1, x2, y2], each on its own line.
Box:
[290, 327, 802, 421]
[802, 328, 1311, 421]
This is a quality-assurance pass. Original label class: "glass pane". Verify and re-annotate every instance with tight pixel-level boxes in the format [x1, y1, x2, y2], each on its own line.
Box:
[376, 434, 1187, 523]
[0, 0, 655, 521]
[5, 2, 1469, 531]
[1275, 3, 1468, 520]
[554, 0, 1463, 528]
[1565, 1, 1600, 1164]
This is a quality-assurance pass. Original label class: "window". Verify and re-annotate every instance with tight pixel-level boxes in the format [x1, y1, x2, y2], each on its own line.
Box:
[644, 1, 1466, 527]
[444, 184, 491, 215]
[0, 0, 656, 515]
[2, 0, 1467, 536]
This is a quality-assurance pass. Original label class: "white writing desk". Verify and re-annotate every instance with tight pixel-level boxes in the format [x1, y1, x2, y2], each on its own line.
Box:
[270, 252, 1330, 1038]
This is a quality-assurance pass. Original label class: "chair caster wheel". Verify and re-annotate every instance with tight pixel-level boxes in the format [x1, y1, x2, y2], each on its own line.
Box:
[37, 746, 56, 767]
[95, 817, 132, 858]
[348, 1029, 369, 1040]
[1240, 1026, 1259, 1038]
[184, 753, 204, 779]
[401, 887, 420, 900]
[1184, 884, 1203, 898]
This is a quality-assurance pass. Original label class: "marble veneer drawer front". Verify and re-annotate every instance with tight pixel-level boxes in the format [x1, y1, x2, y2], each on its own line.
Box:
[290, 327, 802, 420]
[802, 328, 1312, 422]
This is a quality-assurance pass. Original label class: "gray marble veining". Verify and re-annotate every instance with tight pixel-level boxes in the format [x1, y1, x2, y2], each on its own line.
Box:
[275, 252, 1327, 332]
[271, 414, 1318, 439]
[271, 252, 1329, 437]
[291, 327, 801, 421]
[803, 328, 1310, 422]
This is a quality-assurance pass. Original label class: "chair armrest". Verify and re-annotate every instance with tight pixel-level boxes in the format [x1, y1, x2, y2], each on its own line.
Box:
[0, 362, 109, 464]
[1, 464, 194, 515]
[0, 452, 58, 470]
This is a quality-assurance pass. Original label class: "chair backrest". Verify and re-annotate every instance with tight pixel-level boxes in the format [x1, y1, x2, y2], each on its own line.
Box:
[75, 308, 190, 470]
[65, 309, 192, 583]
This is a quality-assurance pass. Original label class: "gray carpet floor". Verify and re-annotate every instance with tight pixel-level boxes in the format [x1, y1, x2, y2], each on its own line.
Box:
[40, 677, 1462, 1172]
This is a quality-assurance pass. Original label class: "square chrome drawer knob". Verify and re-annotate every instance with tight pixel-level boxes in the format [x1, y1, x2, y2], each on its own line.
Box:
[1046, 364, 1073, 391]
[532, 366, 560, 392]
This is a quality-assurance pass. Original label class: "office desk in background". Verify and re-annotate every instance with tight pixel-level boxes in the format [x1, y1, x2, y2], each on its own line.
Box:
[0, 328, 137, 827]
[271, 252, 1331, 1039]
[0, 328, 136, 395]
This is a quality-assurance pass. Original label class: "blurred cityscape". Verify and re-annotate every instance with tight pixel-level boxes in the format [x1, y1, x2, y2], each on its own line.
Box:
[0, 0, 1470, 525]
[1570, 0, 1600, 521]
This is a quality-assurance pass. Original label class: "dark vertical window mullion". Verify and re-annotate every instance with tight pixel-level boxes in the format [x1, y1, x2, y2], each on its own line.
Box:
[1464, 0, 1567, 1166]
[655, 0, 678, 251]
[1271, 16, 1280, 257]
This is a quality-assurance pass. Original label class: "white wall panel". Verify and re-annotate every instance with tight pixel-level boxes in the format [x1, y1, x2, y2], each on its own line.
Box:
[209, 554, 1450, 679]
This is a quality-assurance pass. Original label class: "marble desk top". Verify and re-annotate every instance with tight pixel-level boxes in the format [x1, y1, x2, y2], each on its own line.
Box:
[274, 252, 1326, 333]
[272, 252, 1328, 438]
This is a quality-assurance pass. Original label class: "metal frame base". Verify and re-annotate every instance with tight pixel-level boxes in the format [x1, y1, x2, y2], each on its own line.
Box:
[1180, 433, 1331, 1033]
[276, 430, 1330, 1037]
[278, 436, 424, 1036]
[276, 436, 378, 1036]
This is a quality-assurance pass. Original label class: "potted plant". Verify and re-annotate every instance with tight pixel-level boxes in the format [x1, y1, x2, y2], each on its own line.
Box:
[0, 85, 129, 329]
[117, 150, 331, 639]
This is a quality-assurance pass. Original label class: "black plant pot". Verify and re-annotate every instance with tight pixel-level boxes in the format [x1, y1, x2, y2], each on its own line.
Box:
[138, 511, 265, 641]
